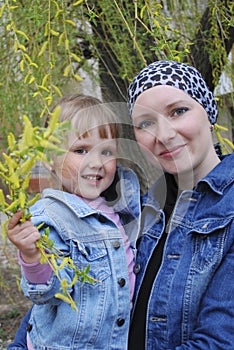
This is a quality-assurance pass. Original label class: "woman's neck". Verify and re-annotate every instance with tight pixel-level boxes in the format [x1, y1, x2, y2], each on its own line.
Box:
[174, 151, 221, 190]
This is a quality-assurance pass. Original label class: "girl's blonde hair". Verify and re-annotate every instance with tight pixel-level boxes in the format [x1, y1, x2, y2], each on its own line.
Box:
[51, 94, 121, 140]
[48, 94, 121, 199]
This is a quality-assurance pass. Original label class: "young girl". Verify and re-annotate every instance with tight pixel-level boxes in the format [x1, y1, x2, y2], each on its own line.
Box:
[7, 95, 141, 350]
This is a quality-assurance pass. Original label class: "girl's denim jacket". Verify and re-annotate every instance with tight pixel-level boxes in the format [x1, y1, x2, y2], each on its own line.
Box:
[133, 153, 234, 349]
[20, 166, 141, 350]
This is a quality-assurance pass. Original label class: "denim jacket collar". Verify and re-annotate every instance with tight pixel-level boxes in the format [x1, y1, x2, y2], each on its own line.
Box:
[42, 165, 141, 220]
[196, 153, 234, 195]
[143, 154, 234, 205]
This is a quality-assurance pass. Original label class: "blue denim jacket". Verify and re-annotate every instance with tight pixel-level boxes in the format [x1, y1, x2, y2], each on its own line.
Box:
[20, 166, 141, 350]
[133, 153, 234, 349]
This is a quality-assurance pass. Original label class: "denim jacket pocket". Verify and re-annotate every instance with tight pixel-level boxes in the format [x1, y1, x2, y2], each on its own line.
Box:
[70, 240, 111, 283]
[191, 222, 229, 272]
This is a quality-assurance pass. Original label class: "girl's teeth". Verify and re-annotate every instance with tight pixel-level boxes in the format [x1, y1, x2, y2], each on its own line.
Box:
[85, 175, 100, 180]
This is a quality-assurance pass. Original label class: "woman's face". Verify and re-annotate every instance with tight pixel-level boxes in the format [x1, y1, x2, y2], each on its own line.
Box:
[132, 85, 218, 182]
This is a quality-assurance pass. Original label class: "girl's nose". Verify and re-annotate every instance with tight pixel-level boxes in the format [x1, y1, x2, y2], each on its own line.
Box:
[87, 151, 103, 169]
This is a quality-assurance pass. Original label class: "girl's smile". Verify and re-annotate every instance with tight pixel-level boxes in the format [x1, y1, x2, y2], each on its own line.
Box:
[53, 128, 117, 199]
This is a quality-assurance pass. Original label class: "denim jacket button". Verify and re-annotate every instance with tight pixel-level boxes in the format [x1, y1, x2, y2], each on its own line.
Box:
[116, 318, 125, 327]
[113, 241, 121, 249]
[113, 241, 120, 249]
[118, 278, 126, 287]
[133, 263, 141, 274]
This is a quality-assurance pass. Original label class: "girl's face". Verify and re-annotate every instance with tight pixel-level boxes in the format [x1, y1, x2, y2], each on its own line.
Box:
[132, 85, 219, 183]
[54, 128, 117, 199]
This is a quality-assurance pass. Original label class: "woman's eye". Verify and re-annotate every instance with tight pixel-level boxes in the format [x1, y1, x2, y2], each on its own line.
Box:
[74, 148, 87, 154]
[172, 107, 189, 117]
[136, 120, 155, 130]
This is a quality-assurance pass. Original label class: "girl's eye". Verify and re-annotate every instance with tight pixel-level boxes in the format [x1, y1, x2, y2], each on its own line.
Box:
[102, 149, 114, 156]
[136, 120, 155, 130]
[74, 148, 87, 155]
[172, 107, 189, 117]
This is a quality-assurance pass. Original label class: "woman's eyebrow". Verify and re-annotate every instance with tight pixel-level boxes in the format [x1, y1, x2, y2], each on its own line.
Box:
[166, 99, 190, 109]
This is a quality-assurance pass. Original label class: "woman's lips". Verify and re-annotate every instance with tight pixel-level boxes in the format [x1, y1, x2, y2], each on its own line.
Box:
[159, 145, 185, 159]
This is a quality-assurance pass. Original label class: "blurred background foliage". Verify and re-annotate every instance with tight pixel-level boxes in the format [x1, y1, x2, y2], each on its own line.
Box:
[0, 0, 233, 151]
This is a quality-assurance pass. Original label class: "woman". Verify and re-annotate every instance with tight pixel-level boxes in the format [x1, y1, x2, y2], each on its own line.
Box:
[128, 60, 234, 349]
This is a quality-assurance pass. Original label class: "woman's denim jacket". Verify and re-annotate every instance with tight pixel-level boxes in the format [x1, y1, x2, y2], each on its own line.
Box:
[20, 166, 141, 350]
[133, 153, 234, 349]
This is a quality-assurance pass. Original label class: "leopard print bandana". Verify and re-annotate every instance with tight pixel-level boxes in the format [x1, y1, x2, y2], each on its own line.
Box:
[128, 60, 218, 124]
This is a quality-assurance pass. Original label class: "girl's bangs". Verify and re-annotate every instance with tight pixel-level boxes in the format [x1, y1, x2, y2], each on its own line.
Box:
[71, 104, 121, 139]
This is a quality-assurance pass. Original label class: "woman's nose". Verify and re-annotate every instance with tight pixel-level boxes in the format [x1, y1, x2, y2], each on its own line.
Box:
[155, 117, 176, 144]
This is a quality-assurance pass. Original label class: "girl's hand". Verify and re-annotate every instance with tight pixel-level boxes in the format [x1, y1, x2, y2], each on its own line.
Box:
[7, 211, 41, 263]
